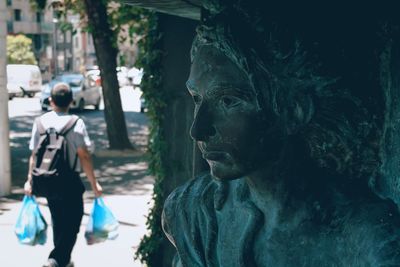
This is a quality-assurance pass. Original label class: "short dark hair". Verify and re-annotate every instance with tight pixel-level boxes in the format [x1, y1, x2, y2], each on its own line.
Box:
[51, 82, 73, 108]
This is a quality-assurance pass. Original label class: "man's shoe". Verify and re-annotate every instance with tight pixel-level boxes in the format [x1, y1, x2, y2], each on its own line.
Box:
[43, 258, 59, 267]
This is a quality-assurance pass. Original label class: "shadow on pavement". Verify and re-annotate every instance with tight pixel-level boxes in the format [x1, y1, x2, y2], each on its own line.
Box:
[3, 93, 153, 267]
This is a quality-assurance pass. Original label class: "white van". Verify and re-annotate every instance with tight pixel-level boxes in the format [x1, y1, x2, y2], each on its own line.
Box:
[7, 64, 42, 98]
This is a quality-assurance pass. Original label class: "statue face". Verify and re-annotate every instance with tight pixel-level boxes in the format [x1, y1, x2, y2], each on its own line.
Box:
[187, 45, 269, 180]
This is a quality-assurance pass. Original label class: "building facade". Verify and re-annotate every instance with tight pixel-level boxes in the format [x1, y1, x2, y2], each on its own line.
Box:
[5, 0, 78, 81]
[70, 16, 97, 72]
[6, 0, 55, 81]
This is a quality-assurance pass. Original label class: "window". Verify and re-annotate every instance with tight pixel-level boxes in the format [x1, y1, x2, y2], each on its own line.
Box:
[7, 21, 13, 33]
[66, 31, 71, 43]
[74, 36, 79, 49]
[6, 0, 12, 6]
[36, 12, 42, 23]
[42, 34, 49, 46]
[14, 9, 21, 21]
[33, 35, 42, 51]
[57, 30, 64, 43]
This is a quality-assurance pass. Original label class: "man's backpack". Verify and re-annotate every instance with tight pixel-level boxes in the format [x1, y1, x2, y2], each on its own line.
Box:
[31, 115, 79, 198]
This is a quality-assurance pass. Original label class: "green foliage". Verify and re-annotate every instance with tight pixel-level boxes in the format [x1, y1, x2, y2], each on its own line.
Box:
[108, 3, 150, 66]
[118, 54, 126, 67]
[133, 11, 169, 267]
[63, 0, 86, 18]
[7, 35, 37, 65]
[52, 0, 146, 66]
[29, 0, 46, 10]
[59, 21, 74, 33]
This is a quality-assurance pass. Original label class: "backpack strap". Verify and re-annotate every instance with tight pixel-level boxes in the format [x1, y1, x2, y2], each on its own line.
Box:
[59, 115, 80, 136]
[35, 118, 46, 135]
[60, 115, 80, 172]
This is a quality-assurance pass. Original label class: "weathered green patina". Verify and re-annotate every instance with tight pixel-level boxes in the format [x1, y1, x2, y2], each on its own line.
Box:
[161, 1, 400, 266]
[125, 1, 400, 266]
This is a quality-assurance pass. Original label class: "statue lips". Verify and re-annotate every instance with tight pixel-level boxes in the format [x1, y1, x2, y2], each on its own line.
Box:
[199, 143, 232, 161]
[202, 151, 228, 161]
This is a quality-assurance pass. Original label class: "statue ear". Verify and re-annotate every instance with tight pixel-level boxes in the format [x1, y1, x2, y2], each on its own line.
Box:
[284, 93, 314, 135]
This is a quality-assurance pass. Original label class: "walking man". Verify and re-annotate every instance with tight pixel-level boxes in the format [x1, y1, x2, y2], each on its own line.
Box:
[24, 82, 103, 267]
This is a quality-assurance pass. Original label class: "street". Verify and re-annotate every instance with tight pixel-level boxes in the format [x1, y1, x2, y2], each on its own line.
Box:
[1, 86, 152, 267]
[8, 85, 144, 118]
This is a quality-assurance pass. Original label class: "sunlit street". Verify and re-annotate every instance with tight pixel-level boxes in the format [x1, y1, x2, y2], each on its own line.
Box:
[2, 85, 151, 267]
[8, 85, 143, 118]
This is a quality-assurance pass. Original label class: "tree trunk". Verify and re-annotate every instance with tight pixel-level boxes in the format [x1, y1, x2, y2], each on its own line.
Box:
[0, 0, 11, 196]
[83, 0, 133, 150]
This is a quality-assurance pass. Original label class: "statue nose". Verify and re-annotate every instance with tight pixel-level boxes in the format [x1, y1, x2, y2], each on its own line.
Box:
[190, 103, 216, 141]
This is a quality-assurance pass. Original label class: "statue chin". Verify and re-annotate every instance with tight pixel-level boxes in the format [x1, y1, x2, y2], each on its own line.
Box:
[207, 159, 248, 181]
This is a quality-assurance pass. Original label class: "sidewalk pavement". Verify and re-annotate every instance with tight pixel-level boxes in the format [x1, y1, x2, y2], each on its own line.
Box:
[1, 87, 153, 267]
[0, 186, 152, 267]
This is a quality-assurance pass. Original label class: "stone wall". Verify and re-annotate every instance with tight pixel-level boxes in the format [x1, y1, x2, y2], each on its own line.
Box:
[157, 13, 198, 266]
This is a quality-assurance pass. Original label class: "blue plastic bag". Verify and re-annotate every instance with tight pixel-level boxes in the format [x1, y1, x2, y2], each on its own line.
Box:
[85, 197, 119, 245]
[14, 195, 47, 246]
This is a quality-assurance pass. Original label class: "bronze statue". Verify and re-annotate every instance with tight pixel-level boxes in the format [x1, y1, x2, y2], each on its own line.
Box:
[162, 3, 400, 266]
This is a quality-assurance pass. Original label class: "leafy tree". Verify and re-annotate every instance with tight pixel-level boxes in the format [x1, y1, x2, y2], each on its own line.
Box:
[65, 0, 150, 150]
[7, 35, 37, 65]
[81, 0, 133, 149]
[34, 0, 133, 150]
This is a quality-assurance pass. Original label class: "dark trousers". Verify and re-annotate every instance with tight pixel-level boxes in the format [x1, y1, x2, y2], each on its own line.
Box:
[47, 193, 83, 267]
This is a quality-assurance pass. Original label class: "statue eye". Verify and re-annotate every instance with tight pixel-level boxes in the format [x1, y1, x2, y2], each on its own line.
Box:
[220, 96, 242, 109]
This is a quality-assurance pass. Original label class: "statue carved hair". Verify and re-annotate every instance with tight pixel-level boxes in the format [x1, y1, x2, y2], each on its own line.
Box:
[192, 2, 380, 185]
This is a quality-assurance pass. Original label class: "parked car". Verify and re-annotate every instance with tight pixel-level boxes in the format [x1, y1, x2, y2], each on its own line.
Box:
[127, 67, 143, 87]
[40, 73, 102, 111]
[85, 67, 131, 87]
[7, 83, 23, 100]
[85, 69, 101, 86]
[117, 66, 130, 87]
[7, 64, 42, 97]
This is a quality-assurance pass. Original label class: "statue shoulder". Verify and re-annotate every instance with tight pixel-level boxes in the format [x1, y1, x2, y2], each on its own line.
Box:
[162, 173, 216, 242]
[365, 201, 400, 259]
[339, 198, 400, 265]
[164, 172, 215, 211]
